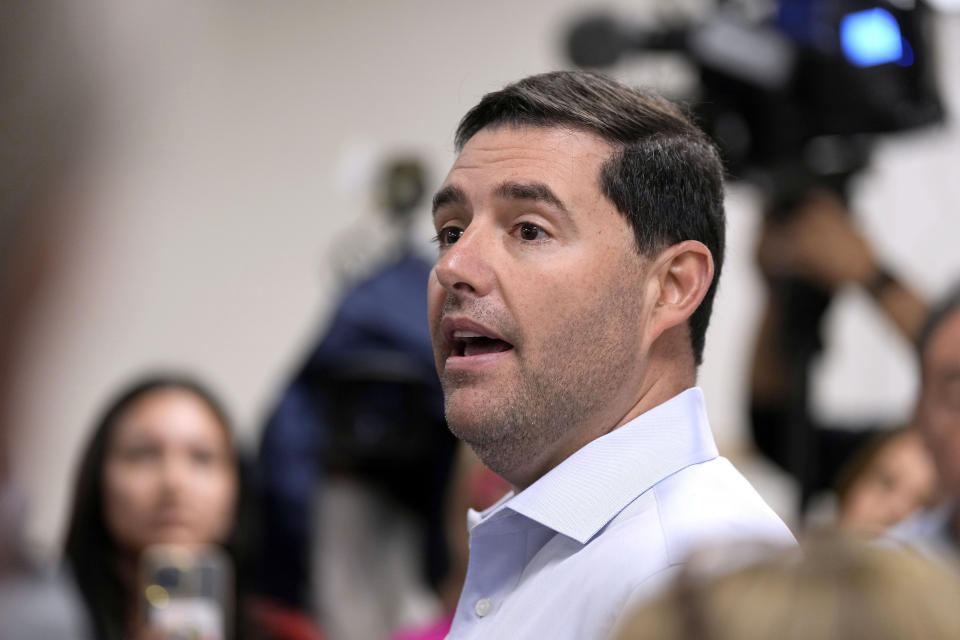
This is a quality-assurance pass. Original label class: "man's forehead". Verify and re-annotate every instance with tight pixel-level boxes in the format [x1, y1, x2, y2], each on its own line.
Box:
[435, 125, 612, 208]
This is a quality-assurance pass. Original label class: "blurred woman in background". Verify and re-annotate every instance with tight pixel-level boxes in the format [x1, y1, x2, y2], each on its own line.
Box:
[62, 375, 298, 640]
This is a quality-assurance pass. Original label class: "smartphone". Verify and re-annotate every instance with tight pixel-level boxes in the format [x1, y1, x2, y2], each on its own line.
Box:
[140, 544, 233, 640]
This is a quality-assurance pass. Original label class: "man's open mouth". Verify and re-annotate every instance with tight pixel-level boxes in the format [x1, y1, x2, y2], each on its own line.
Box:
[452, 330, 514, 357]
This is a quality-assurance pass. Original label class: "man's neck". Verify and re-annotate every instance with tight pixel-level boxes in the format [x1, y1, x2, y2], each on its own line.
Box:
[509, 374, 697, 492]
[606, 374, 695, 438]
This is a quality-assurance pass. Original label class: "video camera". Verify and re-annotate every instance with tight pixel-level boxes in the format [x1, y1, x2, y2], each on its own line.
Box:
[566, 0, 943, 205]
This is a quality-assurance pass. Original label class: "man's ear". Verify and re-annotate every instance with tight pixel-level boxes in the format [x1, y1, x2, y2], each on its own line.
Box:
[644, 240, 714, 344]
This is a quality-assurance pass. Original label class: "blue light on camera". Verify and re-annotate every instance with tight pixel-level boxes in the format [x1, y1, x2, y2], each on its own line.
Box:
[841, 8, 908, 67]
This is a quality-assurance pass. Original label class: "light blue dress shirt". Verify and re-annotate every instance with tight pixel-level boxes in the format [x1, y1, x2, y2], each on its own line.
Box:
[886, 503, 960, 567]
[447, 387, 796, 640]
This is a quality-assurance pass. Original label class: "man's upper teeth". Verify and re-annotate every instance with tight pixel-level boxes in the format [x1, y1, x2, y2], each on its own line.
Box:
[453, 330, 486, 339]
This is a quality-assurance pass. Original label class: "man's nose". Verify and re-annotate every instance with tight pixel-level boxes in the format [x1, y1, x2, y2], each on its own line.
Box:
[433, 225, 496, 299]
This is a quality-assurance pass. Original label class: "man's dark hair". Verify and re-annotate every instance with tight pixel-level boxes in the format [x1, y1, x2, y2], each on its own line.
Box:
[917, 282, 960, 372]
[455, 70, 725, 364]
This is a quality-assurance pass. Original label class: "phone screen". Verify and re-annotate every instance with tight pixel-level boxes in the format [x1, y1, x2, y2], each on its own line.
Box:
[141, 545, 232, 640]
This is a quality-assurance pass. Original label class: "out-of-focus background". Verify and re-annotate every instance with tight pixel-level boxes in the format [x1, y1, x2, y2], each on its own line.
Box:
[5, 0, 960, 558]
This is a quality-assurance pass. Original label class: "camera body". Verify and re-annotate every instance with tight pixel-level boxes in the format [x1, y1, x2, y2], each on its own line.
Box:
[567, 0, 943, 202]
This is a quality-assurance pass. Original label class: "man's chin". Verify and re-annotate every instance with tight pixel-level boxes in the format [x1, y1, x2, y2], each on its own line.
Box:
[444, 400, 484, 438]
[444, 389, 499, 441]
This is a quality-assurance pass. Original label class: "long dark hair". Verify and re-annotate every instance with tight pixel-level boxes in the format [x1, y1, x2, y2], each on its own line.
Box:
[63, 374, 255, 640]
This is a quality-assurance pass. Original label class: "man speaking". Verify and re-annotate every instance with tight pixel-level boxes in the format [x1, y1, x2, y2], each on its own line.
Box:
[428, 70, 793, 639]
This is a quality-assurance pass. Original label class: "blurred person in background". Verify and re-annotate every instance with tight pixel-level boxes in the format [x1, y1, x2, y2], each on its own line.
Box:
[256, 155, 458, 640]
[612, 535, 960, 640]
[888, 285, 960, 565]
[0, 0, 94, 637]
[428, 70, 793, 640]
[64, 374, 324, 640]
[749, 189, 929, 515]
[833, 426, 938, 536]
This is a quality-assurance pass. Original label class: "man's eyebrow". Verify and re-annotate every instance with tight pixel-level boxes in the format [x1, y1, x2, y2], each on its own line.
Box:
[432, 185, 467, 216]
[494, 181, 569, 215]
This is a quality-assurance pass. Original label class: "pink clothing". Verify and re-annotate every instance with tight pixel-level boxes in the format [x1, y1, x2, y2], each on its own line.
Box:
[390, 613, 454, 640]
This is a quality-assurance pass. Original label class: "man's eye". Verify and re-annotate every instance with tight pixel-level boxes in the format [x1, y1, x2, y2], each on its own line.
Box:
[518, 223, 546, 242]
[435, 226, 463, 246]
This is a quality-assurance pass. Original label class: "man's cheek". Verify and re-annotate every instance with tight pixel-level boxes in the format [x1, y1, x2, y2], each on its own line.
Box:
[427, 290, 443, 335]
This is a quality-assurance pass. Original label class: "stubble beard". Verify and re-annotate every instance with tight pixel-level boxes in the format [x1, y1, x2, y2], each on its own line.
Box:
[440, 283, 644, 485]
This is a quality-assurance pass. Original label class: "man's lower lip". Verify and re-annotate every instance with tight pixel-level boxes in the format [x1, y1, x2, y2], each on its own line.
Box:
[445, 349, 513, 369]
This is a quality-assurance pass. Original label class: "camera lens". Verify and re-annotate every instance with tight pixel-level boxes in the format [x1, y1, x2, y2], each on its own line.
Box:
[154, 566, 180, 588]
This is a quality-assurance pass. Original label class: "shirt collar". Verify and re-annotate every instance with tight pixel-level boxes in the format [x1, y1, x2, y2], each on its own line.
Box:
[469, 387, 718, 544]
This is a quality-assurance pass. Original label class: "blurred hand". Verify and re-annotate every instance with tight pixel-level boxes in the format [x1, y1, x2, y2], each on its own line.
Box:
[757, 189, 878, 290]
[132, 626, 165, 640]
[134, 627, 221, 640]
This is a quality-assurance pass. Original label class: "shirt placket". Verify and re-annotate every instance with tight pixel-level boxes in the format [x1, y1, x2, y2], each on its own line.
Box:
[450, 518, 527, 638]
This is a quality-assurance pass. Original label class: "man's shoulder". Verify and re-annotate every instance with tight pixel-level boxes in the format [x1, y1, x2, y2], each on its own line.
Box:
[446, 460, 794, 640]
[601, 456, 795, 565]
[541, 456, 794, 615]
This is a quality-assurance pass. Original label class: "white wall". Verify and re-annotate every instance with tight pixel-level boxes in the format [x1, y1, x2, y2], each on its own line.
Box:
[8, 1, 960, 552]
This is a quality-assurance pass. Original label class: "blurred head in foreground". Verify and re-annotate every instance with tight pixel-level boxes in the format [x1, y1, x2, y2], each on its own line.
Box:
[836, 427, 938, 536]
[64, 375, 242, 640]
[614, 536, 960, 640]
[0, 0, 91, 488]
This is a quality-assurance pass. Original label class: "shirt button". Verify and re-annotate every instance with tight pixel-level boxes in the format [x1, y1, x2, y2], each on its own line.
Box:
[474, 598, 492, 617]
